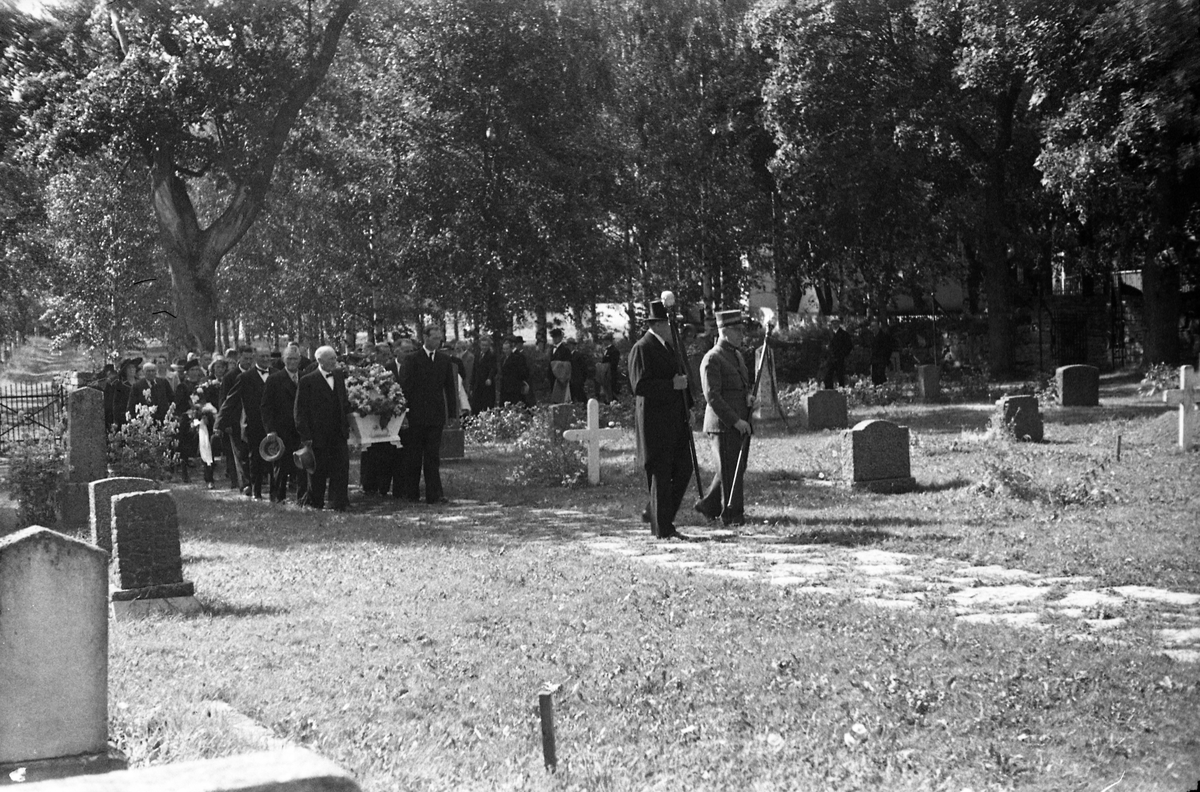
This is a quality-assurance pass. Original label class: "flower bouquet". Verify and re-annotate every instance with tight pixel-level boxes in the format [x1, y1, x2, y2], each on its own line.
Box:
[345, 364, 407, 446]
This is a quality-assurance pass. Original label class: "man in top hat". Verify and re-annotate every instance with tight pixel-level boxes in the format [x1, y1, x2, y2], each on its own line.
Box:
[215, 346, 273, 499]
[126, 359, 175, 423]
[547, 327, 572, 404]
[628, 299, 694, 540]
[260, 344, 308, 504]
[695, 309, 754, 526]
[295, 345, 352, 511]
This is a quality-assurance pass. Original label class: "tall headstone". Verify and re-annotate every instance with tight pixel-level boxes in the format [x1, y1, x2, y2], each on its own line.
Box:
[798, 390, 848, 431]
[1056, 364, 1100, 407]
[841, 419, 916, 493]
[88, 477, 156, 553]
[109, 490, 200, 620]
[0, 527, 126, 781]
[996, 395, 1044, 442]
[59, 388, 108, 529]
[441, 420, 465, 461]
[916, 365, 940, 403]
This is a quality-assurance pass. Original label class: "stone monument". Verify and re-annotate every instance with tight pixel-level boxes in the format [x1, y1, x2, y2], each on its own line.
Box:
[109, 490, 201, 620]
[798, 389, 848, 431]
[59, 388, 108, 530]
[916, 365, 940, 403]
[441, 419, 465, 461]
[841, 419, 916, 493]
[88, 477, 156, 554]
[996, 395, 1044, 442]
[0, 527, 126, 782]
[1056, 364, 1100, 407]
[547, 403, 584, 444]
[562, 398, 625, 484]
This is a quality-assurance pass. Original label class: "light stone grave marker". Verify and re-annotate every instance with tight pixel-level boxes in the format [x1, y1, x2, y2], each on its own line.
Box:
[798, 389, 848, 431]
[562, 398, 624, 485]
[1056, 364, 1100, 406]
[0, 527, 126, 782]
[59, 388, 108, 530]
[1162, 365, 1198, 450]
[840, 419, 916, 492]
[88, 477, 156, 554]
[110, 490, 201, 620]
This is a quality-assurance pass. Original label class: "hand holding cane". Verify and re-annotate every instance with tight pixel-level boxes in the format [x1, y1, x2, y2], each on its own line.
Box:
[661, 290, 704, 499]
[727, 319, 772, 513]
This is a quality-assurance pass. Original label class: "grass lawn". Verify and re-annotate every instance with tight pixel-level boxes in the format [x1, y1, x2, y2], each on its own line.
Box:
[106, 382, 1199, 791]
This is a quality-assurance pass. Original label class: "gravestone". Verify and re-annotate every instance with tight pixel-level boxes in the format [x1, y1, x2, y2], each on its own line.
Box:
[441, 420, 465, 461]
[916, 365, 940, 403]
[0, 527, 126, 782]
[14, 747, 361, 792]
[1056, 364, 1100, 406]
[59, 388, 108, 530]
[996, 395, 1044, 441]
[109, 490, 200, 620]
[88, 477, 156, 554]
[841, 419, 916, 493]
[562, 398, 624, 484]
[798, 390, 848, 431]
[1163, 365, 1198, 451]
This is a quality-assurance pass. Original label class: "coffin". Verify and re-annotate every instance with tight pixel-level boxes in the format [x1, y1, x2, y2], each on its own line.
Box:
[349, 412, 405, 447]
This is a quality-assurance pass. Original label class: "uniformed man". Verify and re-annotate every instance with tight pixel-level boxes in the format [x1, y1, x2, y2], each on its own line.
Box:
[695, 309, 754, 526]
[628, 299, 693, 540]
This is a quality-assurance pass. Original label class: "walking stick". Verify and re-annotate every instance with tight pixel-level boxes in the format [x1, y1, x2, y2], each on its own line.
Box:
[660, 291, 704, 499]
[727, 320, 772, 513]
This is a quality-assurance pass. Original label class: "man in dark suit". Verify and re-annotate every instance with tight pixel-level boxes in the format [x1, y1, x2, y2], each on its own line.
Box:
[126, 360, 175, 423]
[628, 300, 694, 540]
[260, 344, 307, 504]
[548, 328, 572, 403]
[215, 346, 273, 498]
[295, 345, 352, 511]
[471, 336, 496, 413]
[695, 310, 754, 527]
[218, 346, 254, 490]
[398, 324, 458, 504]
[499, 336, 530, 407]
[567, 338, 590, 403]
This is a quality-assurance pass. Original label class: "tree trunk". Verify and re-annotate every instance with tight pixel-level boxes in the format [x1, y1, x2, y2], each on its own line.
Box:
[1141, 253, 1180, 364]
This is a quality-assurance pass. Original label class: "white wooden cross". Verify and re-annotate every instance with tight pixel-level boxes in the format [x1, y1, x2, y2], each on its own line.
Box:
[1163, 365, 1199, 450]
[562, 398, 625, 484]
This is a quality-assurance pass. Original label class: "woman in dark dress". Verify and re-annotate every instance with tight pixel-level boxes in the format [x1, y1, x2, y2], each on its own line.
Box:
[105, 358, 140, 432]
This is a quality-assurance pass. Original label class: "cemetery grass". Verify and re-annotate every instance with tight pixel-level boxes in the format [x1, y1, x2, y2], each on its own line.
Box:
[105, 396, 1200, 790]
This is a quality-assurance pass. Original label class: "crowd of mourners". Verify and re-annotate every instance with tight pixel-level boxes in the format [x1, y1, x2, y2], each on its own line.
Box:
[88, 330, 629, 512]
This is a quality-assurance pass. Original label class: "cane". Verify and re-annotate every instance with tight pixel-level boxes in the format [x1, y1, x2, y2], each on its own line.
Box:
[726, 319, 772, 513]
[660, 291, 704, 499]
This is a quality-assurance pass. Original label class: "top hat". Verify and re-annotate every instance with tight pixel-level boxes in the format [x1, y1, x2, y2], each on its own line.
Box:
[509, 335, 526, 345]
[259, 434, 286, 462]
[645, 300, 669, 322]
[715, 309, 743, 329]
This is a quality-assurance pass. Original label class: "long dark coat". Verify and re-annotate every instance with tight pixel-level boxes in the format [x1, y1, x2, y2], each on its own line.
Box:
[294, 368, 351, 449]
[400, 349, 457, 428]
[260, 368, 302, 451]
[216, 367, 271, 446]
[628, 330, 692, 469]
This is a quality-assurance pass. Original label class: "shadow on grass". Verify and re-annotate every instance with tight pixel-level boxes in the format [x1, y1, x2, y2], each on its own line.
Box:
[774, 527, 962, 548]
[200, 598, 286, 618]
[917, 477, 973, 493]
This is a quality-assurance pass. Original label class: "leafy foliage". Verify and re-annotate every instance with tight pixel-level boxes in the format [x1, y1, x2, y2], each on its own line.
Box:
[505, 410, 586, 487]
[6, 440, 64, 528]
[107, 404, 180, 481]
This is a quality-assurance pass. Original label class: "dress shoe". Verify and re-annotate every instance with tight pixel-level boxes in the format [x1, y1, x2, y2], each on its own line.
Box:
[693, 500, 719, 520]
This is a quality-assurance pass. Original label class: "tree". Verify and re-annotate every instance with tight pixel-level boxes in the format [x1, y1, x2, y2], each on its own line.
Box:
[10, 0, 360, 351]
[1038, 0, 1200, 364]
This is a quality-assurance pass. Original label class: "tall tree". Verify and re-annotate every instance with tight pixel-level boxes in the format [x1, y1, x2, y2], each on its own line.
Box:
[10, 0, 360, 351]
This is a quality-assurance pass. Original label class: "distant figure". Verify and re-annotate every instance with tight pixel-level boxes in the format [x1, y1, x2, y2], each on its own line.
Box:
[398, 325, 458, 504]
[126, 360, 174, 423]
[869, 318, 895, 386]
[598, 332, 621, 402]
[823, 318, 853, 389]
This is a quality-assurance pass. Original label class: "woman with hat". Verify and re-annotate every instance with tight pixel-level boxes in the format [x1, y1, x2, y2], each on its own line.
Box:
[172, 359, 206, 483]
[106, 357, 140, 431]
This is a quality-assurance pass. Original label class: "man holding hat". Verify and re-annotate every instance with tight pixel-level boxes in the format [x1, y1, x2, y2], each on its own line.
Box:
[215, 346, 273, 499]
[295, 345, 352, 511]
[628, 299, 693, 540]
[260, 345, 308, 505]
[696, 309, 754, 526]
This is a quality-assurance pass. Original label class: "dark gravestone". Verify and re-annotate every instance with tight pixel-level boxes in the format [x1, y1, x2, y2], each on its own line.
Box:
[916, 365, 940, 403]
[110, 490, 200, 618]
[547, 403, 584, 444]
[89, 477, 156, 553]
[997, 395, 1044, 442]
[798, 389, 848, 431]
[1056, 364, 1100, 407]
[841, 419, 916, 493]
[441, 421, 465, 461]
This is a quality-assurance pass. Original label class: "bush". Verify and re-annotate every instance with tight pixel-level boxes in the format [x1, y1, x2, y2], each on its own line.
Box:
[463, 404, 533, 444]
[7, 441, 64, 527]
[1138, 363, 1181, 397]
[107, 403, 179, 480]
[505, 412, 586, 487]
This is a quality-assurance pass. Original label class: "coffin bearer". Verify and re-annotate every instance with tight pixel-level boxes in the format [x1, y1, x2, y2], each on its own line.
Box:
[628, 299, 694, 540]
[695, 309, 754, 526]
